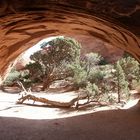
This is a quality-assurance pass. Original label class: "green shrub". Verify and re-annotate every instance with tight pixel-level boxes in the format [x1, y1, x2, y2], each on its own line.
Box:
[3, 70, 20, 86]
[69, 62, 87, 89]
[85, 82, 99, 99]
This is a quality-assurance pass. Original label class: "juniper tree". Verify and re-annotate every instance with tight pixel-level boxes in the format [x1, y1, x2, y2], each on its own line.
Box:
[23, 37, 81, 90]
[82, 53, 102, 74]
[119, 56, 140, 89]
[68, 62, 87, 89]
[114, 61, 129, 103]
[85, 82, 99, 100]
[69, 53, 103, 90]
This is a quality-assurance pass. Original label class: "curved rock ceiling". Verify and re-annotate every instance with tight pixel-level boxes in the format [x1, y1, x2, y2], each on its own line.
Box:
[0, 0, 140, 82]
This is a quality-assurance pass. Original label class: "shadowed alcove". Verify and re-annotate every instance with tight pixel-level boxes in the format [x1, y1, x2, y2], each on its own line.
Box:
[0, 1, 140, 140]
[0, 0, 140, 82]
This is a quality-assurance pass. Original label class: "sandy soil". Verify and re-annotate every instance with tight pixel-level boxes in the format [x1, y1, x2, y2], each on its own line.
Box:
[0, 90, 119, 119]
[0, 90, 140, 140]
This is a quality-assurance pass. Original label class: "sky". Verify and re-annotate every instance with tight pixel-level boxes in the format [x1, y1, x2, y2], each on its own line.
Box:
[22, 36, 63, 59]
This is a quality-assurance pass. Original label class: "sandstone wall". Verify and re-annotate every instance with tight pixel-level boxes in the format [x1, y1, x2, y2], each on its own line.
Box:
[0, 0, 140, 81]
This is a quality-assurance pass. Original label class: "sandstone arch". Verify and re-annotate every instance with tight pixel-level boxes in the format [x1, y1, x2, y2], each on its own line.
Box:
[0, 0, 140, 82]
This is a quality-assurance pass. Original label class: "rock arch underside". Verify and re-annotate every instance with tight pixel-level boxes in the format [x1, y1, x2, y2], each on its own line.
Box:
[0, 0, 140, 82]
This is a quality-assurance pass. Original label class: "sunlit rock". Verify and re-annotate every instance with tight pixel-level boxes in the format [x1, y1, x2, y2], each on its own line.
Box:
[0, 0, 140, 81]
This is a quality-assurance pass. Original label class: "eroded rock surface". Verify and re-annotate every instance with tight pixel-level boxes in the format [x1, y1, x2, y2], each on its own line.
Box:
[0, 0, 140, 80]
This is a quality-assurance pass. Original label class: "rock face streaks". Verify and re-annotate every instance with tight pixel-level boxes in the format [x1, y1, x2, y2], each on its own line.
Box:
[0, 0, 140, 81]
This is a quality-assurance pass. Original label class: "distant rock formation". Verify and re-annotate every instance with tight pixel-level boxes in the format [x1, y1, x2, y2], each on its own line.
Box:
[0, 0, 140, 81]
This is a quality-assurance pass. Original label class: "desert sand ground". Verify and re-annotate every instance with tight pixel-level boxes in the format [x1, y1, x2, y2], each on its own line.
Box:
[0, 90, 140, 140]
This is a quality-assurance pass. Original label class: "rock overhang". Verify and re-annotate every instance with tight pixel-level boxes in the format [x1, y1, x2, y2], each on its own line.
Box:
[0, 0, 140, 82]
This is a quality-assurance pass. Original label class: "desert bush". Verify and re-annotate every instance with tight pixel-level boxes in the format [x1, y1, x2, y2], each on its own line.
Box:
[69, 62, 87, 89]
[113, 61, 130, 102]
[119, 56, 140, 88]
[85, 82, 99, 99]
[3, 69, 20, 86]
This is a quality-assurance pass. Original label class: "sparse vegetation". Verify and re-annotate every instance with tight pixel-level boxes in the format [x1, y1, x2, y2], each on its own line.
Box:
[2, 37, 140, 109]
[114, 61, 129, 103]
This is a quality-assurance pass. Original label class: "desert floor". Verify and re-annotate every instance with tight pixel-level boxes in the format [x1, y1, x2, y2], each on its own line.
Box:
[0, 90, 140, 140]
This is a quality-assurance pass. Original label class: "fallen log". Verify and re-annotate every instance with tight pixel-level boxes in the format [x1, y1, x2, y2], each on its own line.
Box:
[17, 94, 88, 108]
[16, 82, 109, 109]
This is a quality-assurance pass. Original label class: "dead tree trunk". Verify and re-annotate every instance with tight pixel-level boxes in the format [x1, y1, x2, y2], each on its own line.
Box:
[17, 82, 106, 109]
[17, 94, 88, 108]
